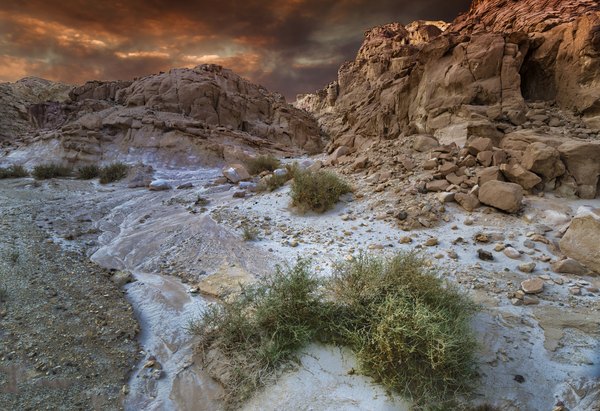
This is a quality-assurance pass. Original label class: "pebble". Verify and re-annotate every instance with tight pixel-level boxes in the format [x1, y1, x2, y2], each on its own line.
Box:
[518, 262, 536, 273]
[399, 236, 412, 244]
[503, 247, 521, 259]
[477, 249, 494, 261]
[424, 238, 438, 247]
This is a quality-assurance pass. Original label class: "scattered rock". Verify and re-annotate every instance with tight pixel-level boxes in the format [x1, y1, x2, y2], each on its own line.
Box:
[518, 262, 536, 273]
[500, 163, 542, 190]
[425, 238, 438, 247]
[455, 193, 480, 212]
[521, 278, 544, 294]
[149, 180, 171, 191]
[176, 182, 194, 189]
[111, 271, 134, 287]
[503, 247, 521, 259]
[222, 164, 251, 183]
[477, 249, 494, 261]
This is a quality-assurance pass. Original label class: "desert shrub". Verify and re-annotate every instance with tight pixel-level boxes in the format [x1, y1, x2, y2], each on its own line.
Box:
[328, 253, 478, 409]
[192, 254, 478, 409]
[0, 165, 29, 179]
[191, 259, 327, 408]
[32, 163, 72, 180]
[246, 154, 281, 175]
[242, 224, 259, 241]
[290, 169, 351, 212]
[99, 162, 129, 184]
[76, 164, 100, 180]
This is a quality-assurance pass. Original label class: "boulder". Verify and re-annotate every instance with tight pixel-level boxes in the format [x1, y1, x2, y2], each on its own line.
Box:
[557, 141, 600, 199]
[413, 135, 439, 152]
[426, 180, 450, 192]
[455, 193, 480, 212]
[477, 166, 505, 186]
[552, 258, 587, 275]
[559, 207, 600, 274]
[500, 163, 542, 190]
[478, 180, 523, 213]
[222, 164, 251, 183]
[467, 137, 494, 155]
[149, 179, 172, 191]
[521, 142, 565, 181]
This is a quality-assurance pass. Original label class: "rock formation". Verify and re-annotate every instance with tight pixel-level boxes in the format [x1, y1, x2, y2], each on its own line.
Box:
[0, 77, 72, 147]
[2, 65, 322, 166]
[297, 0, 600, 199]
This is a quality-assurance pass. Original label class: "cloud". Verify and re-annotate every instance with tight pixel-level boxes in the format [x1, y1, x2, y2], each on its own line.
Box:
[0, 0, 471, 99]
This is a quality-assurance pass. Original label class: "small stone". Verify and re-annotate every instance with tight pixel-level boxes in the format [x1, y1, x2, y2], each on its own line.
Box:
[425, 238, 438, 247]
[569, 287, 581, 295]
[176, 182, 194, 189]
[518, 262, 536, 273]
[477, 249, 494, 261]
[514, 290, 525, 300]
[523, 295, 540, 305]
[475, 233, 490, 243]
[288, 239, 299, 247]
[552, 258, 587, 275]
[494, 243, 506, 252]
[514, 375, 525, 383]
[503, 247, 521, 259]
[521, 278, 544, 294]
[233, 190, 246, 198]
[447, 250, 458, 260]
[399, 236, 413, 244]
[511, 298, 523, 306]
[464, 218, 474, 226]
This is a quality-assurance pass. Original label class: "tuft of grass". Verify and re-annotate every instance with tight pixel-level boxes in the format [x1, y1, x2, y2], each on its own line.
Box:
[192, 259, 326, 408]
[191, 254, 478, 409]
[328, 253, 478, 409]
[290, 169, 351, 213]
[99, 162, 129, 184]
[32, 163, 72, 180]
[76, 164, 100, 180]
[246, 155, 281, 175]
[242, 224, 259, 241]
[0, 165, 29, 179]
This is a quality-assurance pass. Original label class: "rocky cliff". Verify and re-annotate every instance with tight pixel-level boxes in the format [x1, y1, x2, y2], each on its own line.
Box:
[0, 77, 72, 147]
[2, 65, 321, 166]
[297, 0, 600, 199]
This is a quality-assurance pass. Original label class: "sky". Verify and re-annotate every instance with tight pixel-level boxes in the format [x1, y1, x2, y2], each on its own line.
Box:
[0, 1, 471, 100]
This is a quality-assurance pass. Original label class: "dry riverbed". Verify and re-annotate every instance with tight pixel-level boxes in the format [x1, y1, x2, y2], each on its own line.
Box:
[1, 168, 599, 410]
[0, 179, 139, 410]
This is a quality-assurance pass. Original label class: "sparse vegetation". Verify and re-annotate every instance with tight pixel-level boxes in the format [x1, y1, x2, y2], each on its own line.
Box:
[290, 169, 351, 212]
[0, 165, 29, 179]
[328, 253, 478, 409]
[7, 249, 20, 265]
[32, 164, 72, 180]
[76, 164, 100, 180]
[192, 253, 478, 409]
[0, 286, 7, 304]
[242, 224, 259, 241]
[246, 154, 281, 175]
[99, 162, 129, 184]
[195, 196, 210, 206]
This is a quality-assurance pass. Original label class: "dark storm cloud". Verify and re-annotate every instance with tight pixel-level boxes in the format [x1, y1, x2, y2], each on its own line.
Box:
[0, 0, 471, 99]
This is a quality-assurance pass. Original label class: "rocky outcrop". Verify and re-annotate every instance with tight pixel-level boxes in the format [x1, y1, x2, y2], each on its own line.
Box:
[297, 0, 600, 199]
[2, 65, 322, 166]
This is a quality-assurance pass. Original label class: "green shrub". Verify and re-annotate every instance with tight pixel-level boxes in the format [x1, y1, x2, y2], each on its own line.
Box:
[32, 164, 72, 180]
[290, 169, 351, 212]
[245, 155, 281, 175]
[0, 165, 29, 179]
[191, 254, 478, 409]
[329, 253, 478, 409]
[192, 259, 326, 408]
[76, 164, 100, 180]
[99, 162, 129, 184]
[242, 224, 259, 241]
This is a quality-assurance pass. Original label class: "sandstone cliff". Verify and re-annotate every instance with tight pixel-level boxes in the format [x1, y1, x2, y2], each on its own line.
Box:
[297, 0, 600, 199]
[3, 65, 321, 166]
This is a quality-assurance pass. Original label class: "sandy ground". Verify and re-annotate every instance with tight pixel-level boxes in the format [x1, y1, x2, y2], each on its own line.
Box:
[1, 165, 599, 410]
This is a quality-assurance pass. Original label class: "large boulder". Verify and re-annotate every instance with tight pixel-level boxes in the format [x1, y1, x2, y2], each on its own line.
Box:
[559, 207, 600, 274]
[557, 141, 600, 199]
[222, 164, 251, 183]
[478, 180, 523, 213]
[521, 142, 566, 181]
[500, 163, 542, 190]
